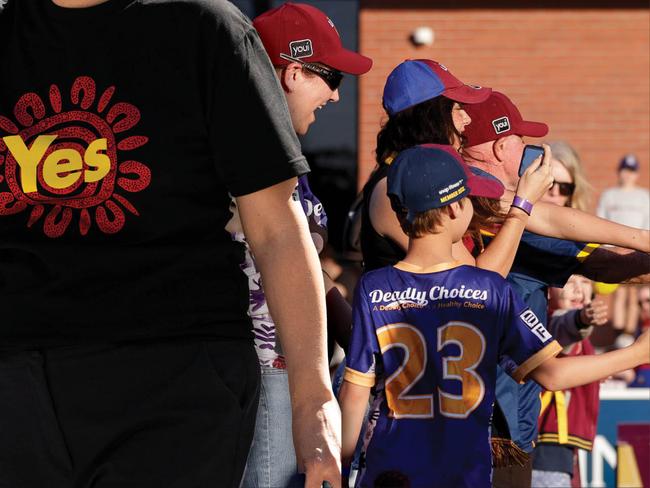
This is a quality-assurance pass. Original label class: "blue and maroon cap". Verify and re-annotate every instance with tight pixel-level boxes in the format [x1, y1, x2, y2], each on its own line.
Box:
[383, 59, 491, 116]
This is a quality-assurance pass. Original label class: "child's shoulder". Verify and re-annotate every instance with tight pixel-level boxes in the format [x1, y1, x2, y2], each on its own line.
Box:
[453, 264, 509, 284]
[359, 265, 397, 285]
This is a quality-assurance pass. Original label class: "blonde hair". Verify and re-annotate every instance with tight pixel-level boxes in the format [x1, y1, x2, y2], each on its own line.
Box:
[548, 141, 593, 212]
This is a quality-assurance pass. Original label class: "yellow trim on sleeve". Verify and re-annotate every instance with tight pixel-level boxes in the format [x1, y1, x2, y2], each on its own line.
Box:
[344, 367, 376, 387]
[577, 243, 600, 262]
[512, 340, 562, 384]
[480, 229, 496, 237]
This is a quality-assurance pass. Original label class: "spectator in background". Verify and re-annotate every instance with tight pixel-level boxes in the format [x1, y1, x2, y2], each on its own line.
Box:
[542, 141, 593, 212]
[532, 275, 606, 488]
[629, 285, 650, 387]
[597, 155, 650, 346]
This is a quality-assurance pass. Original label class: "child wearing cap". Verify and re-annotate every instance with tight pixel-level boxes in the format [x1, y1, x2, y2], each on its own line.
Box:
[339, 144, 650, 488]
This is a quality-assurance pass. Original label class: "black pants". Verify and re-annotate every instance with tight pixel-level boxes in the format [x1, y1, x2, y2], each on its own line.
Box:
[0, 339, 260, 488]
[492, 457, 533, 488]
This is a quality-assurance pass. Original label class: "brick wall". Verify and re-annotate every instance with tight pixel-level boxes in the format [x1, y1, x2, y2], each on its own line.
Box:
[358, 6, 650, 211]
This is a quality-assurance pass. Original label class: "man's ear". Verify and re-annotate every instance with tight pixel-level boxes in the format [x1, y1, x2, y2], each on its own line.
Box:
[492, 137, 508, 164]
[279, 63, 302, 93]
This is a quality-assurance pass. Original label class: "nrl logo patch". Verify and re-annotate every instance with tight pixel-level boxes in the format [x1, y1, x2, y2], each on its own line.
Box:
[519, 308, 552, 342]
[492, 116, 510, 134]
[289, 39, 313, 58]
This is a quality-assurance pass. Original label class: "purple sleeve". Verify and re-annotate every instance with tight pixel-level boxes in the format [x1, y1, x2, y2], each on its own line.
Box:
[344, 278, 381, 386]
[498, 285, 561, 382]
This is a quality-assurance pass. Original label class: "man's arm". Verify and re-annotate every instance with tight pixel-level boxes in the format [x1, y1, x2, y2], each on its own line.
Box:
[236, 178, 341, 488]
[577, 246, 650, 284]
[501, 192, 650, 253]
[529, 329, 649, 391]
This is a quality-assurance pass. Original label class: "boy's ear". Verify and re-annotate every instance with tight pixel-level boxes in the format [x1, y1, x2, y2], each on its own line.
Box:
[446, 202, 459, 220]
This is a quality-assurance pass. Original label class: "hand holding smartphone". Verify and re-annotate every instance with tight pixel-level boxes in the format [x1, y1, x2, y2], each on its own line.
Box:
[518, 145, 545, 177]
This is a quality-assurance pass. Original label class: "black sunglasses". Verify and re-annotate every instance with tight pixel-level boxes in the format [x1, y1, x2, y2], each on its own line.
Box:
[279, 53, 344, 91]
[551, 181, 576, 196]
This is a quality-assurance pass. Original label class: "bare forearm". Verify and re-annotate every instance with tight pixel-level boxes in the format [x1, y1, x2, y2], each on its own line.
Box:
[531, 344, 646, 391]
[254, 229, 333, 404]
[476, 209, 528, 278]
[339, 381, 370, 465]
[523, 201, 650, 252]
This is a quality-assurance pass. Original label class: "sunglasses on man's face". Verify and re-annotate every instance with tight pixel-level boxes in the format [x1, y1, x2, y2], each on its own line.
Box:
[279, 53, 344, 91]
[551, 181, 576, 196]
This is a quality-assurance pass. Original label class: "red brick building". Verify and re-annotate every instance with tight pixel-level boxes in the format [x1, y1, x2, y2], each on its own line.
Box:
[358, 1, 650, 210]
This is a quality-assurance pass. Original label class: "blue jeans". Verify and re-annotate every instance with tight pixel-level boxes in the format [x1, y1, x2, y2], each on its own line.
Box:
[242, 367, 304, 488]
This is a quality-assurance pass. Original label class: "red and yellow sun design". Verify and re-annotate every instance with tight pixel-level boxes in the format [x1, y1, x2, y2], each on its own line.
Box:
[0, 75, 151, 237]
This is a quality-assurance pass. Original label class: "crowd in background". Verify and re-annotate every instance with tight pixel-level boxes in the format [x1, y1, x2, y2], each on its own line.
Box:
[324, 150, 650, 387]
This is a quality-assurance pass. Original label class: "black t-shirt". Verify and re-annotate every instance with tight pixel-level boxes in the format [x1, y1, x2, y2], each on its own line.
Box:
[0, 0, 309, 348]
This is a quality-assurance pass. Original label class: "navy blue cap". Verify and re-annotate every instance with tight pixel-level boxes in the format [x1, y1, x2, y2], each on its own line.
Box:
[387, 144, 471, 222]
[619, 154, 639, 172]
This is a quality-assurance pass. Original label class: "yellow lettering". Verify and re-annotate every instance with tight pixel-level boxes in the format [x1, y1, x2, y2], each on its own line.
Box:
[43, 149, 83, 189]
[3, 135, 58, 193]
[84, 138, 110, 183]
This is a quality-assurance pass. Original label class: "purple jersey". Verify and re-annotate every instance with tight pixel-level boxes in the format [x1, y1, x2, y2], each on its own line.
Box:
[344, 262, 561, 488]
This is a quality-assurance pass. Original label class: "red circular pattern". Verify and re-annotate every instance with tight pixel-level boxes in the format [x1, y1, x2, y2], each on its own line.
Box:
[0, 76, 152, 238]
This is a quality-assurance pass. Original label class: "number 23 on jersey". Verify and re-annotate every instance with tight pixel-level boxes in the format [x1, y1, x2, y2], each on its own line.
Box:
[376, 321, 486, 419]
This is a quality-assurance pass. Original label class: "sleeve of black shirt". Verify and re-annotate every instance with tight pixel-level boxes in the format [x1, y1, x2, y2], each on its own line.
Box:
[206, 18, 309, 197]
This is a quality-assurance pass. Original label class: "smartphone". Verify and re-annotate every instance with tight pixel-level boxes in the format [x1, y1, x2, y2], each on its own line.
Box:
[519, 145, 545, 177]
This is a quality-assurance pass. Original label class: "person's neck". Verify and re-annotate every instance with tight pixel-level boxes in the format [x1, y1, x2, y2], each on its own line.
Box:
[620, 183, 638, 191]
[401, 232, 456, 271]
[475, 162, 517, 191]
[52, 0, 109, 7]
[462, 150, 518, 191]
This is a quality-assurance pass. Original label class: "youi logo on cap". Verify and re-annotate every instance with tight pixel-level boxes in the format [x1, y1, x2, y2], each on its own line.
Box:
[289, 39, 313, 58]
[492, 116, 510, 134]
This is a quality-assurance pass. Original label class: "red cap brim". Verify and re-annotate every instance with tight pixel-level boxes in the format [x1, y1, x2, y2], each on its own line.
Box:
[466, 173, 504, 199]
[514, 120, 549, 138]
[320, 48, 373, 75]
[456, 154, 504, 200]
[443, 85, 492, 104]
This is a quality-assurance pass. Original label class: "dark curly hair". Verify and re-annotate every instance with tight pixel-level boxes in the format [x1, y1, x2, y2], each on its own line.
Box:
[374, 96, 507, 240]
[376, 96, 461, 166]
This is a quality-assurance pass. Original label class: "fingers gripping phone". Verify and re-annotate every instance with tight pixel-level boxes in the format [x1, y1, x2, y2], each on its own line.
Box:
[519, 145, 545, 177]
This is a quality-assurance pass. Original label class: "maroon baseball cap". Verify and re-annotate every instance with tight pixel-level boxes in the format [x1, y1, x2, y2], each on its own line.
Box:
[253, 3, 372, 75]
[463, 91, 548, 147]
[420, 144, 504, 200]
